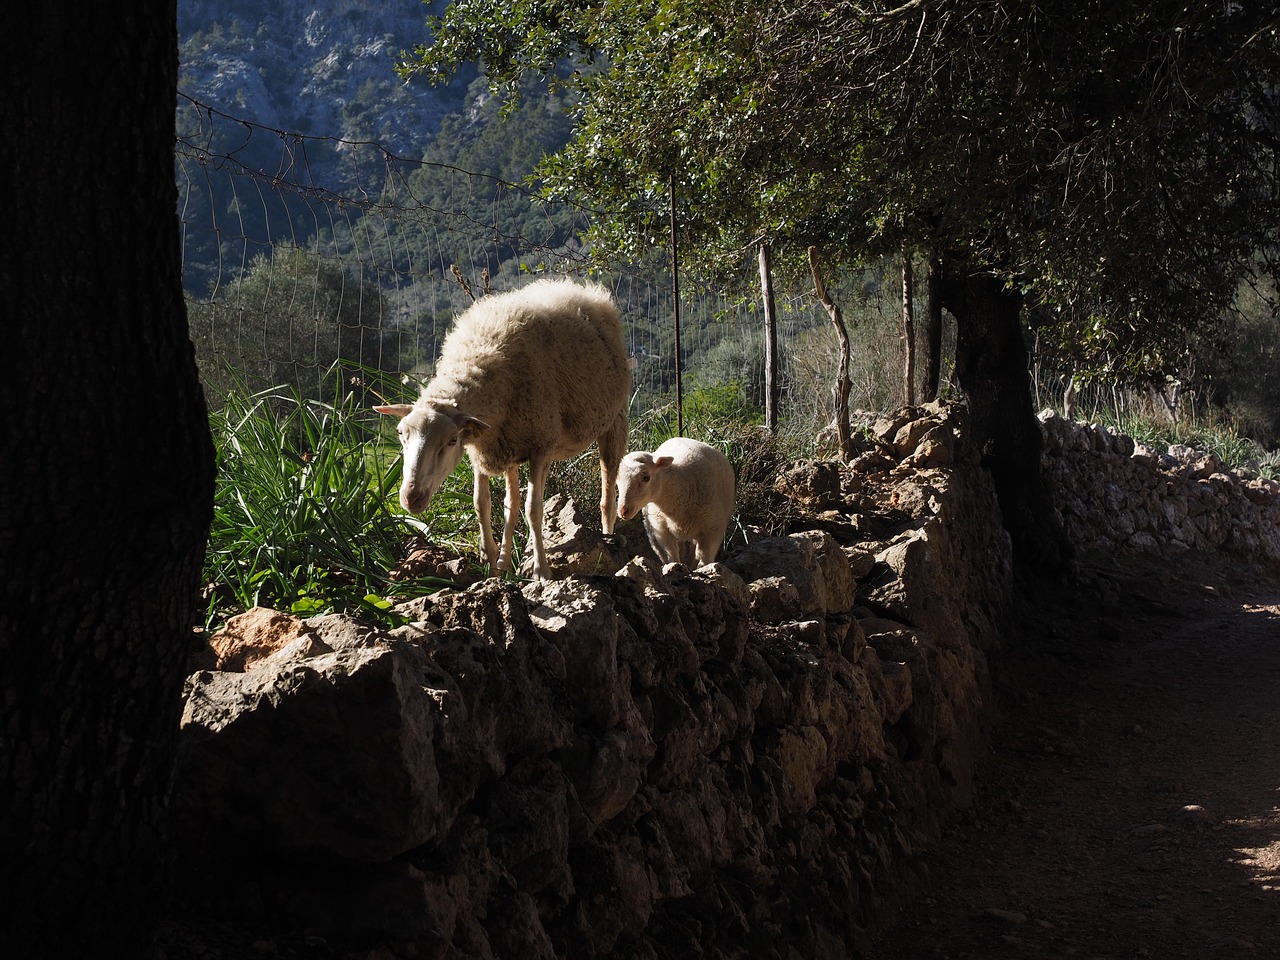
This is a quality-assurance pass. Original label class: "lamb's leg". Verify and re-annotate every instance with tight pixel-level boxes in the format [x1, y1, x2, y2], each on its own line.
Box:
[497, 463, 521, 572]
[643, 510, 680, 565]
[597, 410, 628, 534]
[525, 457, 553, 579]
[473, 468, 500, 573]
[693, 534, 719, 567]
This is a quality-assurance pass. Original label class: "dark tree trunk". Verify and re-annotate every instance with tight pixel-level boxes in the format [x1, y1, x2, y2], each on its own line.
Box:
[0, 4, 215, 958]
[940, 259, 1072, 577]
[902, 247, 916, 405]
[923, 251, 944, 401]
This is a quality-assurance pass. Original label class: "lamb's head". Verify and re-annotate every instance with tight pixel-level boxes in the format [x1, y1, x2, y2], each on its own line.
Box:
[616, 450, 675, 521]
[375, 401, 489, 514]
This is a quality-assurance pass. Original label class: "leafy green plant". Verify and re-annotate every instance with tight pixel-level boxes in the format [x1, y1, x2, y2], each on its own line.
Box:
[1255, 450, 1280, 482]
[202, 372, 470, 631]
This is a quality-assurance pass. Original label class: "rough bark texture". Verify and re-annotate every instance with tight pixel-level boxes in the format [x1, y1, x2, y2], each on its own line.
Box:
[923, 253, 943, 402]
[940, 260, 1072, 577]
[809, 246, 853, 459]
[902, 250, 916, 405]
[0, 3, 216, 957]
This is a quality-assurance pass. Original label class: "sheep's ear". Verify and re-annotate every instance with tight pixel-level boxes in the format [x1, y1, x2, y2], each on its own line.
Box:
[374, 404, 414, 419]
[456, 414, 490, 438]
[653, 455, 675, 468]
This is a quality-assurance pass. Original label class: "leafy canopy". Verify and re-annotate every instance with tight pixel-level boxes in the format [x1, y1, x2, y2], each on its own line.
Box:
[402, 0, 1280, 376]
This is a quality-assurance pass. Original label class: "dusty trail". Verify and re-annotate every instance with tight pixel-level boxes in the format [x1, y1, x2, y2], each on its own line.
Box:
[872, 553, 1280, 959]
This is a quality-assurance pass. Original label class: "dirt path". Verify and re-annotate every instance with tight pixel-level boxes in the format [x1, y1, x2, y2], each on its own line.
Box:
[871, 552, 1280, 959]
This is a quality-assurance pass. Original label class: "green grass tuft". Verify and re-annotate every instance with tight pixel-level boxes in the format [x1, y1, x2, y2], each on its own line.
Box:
[202, 371, 472, 632]
[1105, 410, 1276, 478]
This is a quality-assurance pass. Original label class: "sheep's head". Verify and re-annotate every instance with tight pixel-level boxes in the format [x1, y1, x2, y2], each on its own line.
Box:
[375, 402, 488, 514]
[615, 451, 674, 521]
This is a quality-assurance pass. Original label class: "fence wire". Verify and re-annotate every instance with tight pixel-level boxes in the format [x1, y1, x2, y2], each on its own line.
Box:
[176, 94, 918, 436]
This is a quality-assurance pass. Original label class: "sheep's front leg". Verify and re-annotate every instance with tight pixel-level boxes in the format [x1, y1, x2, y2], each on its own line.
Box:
[642, 509, 681, 566]
[693, 532, 721, 567]
[496, 464, 521, 572]
[597, 410, 628, 534]
[525, 458, 554, 579]
[473, 468, 500, 573]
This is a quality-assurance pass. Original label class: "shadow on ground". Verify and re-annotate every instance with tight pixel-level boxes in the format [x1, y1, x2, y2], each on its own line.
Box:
[872, 552, 1280, 959]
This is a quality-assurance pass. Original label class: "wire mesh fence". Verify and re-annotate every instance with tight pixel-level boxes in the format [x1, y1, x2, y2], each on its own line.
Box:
[177, 94, 923, 438]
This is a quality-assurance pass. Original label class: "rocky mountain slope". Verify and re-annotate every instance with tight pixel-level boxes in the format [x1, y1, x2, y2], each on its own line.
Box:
[179, 0, 470, 160]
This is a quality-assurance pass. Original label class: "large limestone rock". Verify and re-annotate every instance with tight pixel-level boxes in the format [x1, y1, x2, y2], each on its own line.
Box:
[176, 619, 446, 862]
[725, 529, 856, 623]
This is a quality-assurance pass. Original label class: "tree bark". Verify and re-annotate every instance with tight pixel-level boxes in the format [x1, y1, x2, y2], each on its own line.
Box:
[808, 246, 853, 459]
[940, 259, 1072, 578]
[0, 4, 215, 957]
[758, 243, 780, 433]
[902, 247, 916, 405]
[923, 251, 944, 401]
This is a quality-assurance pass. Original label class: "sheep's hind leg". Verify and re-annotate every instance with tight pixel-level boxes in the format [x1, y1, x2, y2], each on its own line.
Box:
[692, 533, 720, 567]
[496, 464, 521, 572]
[524, 458, 554, 579]
[473, 469, 500, 573]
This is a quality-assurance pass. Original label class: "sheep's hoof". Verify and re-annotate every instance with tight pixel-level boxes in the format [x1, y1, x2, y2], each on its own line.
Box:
[524, 556, 553, 581]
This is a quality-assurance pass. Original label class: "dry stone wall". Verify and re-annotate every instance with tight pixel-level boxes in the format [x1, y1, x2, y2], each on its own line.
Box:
[172, 400, 1013, 959]
[1039, 411, 1280, 561]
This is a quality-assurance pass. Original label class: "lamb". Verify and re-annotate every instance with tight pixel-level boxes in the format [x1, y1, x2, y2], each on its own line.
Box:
[375, 278, 630, 580]
[616, 437, 736, 568]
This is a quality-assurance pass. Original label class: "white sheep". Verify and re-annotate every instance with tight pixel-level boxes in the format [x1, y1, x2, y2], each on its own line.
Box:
[375, 278, 630, 580]
[616, 437, 736, 568]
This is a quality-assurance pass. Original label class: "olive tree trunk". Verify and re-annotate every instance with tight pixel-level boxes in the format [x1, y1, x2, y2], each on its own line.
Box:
[0, 3, 216, 957]
[940, 259, 1072, 577]
[902, 247, 917, 405]
[923, 251, 944, 401]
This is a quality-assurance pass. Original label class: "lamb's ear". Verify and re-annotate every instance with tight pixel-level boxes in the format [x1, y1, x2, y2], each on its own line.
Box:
[374, 404, 414, 419]
[653, 455, 675, 469]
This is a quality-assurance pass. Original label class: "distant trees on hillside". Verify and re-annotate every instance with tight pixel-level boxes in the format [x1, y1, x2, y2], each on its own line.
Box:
[189, 245, 401, 401]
